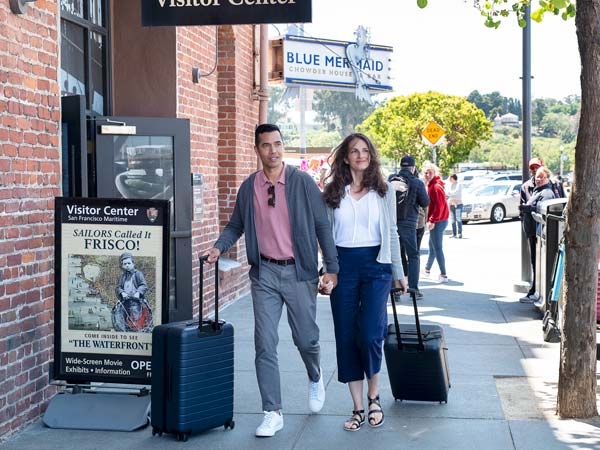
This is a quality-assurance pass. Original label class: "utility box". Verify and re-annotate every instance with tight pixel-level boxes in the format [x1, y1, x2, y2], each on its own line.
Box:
[532, 198, 568, 312]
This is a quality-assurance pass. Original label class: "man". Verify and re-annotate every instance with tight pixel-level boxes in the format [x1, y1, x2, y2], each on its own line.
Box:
[389, 155, 430, 299]
[205, 124, 339, 437]
[519, 157, 542, 303]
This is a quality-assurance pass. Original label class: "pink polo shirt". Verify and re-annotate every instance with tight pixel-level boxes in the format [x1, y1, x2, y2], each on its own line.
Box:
[253, 165, 294, 259]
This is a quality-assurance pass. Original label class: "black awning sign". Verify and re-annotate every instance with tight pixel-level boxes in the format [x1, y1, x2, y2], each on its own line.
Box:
[142, 0, 312, 26]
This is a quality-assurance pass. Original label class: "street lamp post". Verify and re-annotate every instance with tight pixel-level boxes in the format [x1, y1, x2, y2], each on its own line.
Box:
[559, 145, 565, 178]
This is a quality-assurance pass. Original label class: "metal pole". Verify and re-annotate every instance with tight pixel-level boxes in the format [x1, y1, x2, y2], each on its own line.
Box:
[299, 87, 307, 154]
[257, 23, 269, 170]
[520, 5, 533, 285]
[259, 23, 269, 124]
[298, 25, 306, 155]
[559, 145, 564, 178]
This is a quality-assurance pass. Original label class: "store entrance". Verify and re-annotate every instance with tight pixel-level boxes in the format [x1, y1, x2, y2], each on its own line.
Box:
[93, 116, 192, 321]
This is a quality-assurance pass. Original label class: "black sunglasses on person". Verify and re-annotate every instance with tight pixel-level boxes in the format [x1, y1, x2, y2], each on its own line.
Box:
[267, 185, 275, 207]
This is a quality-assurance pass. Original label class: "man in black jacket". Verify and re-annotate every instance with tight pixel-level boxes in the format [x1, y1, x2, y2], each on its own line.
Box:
[389, 155, 430, 299]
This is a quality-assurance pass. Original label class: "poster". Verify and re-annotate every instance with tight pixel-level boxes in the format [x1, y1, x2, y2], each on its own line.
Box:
[54, 197, 169, 385]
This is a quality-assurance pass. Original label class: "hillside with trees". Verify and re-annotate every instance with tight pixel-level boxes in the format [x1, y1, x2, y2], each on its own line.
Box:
[268, 85, 580, 176]
[468, 91, 579, 175]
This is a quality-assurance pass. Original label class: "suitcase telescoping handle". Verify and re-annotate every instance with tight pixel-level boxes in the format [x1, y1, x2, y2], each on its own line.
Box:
[389, 287, 425, 351]
[199, 254, 219, 331]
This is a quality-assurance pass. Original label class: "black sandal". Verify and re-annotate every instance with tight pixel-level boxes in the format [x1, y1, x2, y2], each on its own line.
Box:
[343, 409, 365, 432]
[367, 395, 384, 428]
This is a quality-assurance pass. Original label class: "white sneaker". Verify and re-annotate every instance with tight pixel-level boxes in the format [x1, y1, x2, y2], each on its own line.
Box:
[255, 411, 283, 437]
[519, 293, 538, 304]
[308, 368, 325, 413]
[438, 275, 449, 283]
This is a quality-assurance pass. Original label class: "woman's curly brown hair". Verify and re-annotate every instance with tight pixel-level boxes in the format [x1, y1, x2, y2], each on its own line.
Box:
[322, 133, 388, 209]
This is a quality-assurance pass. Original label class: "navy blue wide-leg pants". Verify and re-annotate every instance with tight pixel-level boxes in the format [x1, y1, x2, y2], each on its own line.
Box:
[330, 246, 392, 383]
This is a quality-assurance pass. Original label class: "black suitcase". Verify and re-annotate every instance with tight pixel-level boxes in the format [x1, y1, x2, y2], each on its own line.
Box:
[151, 256, 235, 441]
[384, 288, 450, 403]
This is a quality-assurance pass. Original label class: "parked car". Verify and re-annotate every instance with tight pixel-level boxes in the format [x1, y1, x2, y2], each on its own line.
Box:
[464, 172, 522, 193]
[462, 181, 522, 223]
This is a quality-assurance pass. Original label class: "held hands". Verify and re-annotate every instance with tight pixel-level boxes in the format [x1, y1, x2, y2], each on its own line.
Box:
[318, 273, 338, 295]
[427, 222, 435, 231]
[203, 247, 221, 264]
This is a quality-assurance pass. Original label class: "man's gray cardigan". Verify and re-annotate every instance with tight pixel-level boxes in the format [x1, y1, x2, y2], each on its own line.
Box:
[214, 164, 339, 280]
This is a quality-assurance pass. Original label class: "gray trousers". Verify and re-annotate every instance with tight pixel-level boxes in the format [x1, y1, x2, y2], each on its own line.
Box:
[250, 261, 321, 411]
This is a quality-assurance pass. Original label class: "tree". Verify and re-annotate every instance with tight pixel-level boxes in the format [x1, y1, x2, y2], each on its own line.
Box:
[540, 112, 572, 138]
[358, 91, 492, 174]
[267, 85, 294, 125]
[312, 90, 378, 136]
[417, 0, 597, 419]
[467, 90, 522, 120]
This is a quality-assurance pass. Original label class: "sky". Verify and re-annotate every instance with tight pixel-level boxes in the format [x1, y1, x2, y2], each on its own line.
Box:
[271, 0, 581, 101]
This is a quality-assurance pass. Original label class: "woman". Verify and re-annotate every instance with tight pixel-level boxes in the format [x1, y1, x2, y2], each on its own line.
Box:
[320, 133, 407, 431]
[519, 166, 557, 303]
[446, 174, 463, 238]
[423, 162, 450, 283]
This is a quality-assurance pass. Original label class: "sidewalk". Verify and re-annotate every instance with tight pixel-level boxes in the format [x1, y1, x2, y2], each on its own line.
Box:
[3, 220, 600, 450]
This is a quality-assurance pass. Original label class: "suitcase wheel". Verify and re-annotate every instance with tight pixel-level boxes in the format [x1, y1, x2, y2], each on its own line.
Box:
[224, 419, 235, 430]
[151, 427, 162, 437]
[176, 433, 189, 442]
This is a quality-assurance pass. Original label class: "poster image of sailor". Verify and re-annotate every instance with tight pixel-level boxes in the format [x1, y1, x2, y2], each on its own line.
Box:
[66, 252, 156, 334]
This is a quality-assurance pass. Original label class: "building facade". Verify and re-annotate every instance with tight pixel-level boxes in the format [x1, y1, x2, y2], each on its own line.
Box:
[0, 0, 257, 437]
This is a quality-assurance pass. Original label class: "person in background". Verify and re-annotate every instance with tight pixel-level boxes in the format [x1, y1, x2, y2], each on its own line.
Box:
[519, 157, 543, 303]
[520, 157, 543, 206]
[423, 162, 450, 283]
[416, 205, 428, 252]
[388, 155, 429, 299]
[321, 133, 407, 431]
[518, 166, 557, 303]
[415, 166, 428, 253]
[446, 174, 464, 238]
[204, 124, 339, 437]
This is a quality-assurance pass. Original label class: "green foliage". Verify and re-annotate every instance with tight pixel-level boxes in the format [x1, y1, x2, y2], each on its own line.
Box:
[467, 90, 522, 119]
[469, 130, 575, 174]
[532, 96, 580, 140]
[286, 128, 341, 148]
[312, 90, 379, 136]
[416, 1, 575, 27]
[358, 91, 492, 174]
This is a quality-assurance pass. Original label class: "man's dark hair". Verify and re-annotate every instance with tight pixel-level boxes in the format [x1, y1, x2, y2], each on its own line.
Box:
[450, 174, 458, 181]
[255, 123, 282, 147]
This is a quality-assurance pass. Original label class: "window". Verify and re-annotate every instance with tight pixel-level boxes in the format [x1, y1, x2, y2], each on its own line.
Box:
[60, 0, 109, 116]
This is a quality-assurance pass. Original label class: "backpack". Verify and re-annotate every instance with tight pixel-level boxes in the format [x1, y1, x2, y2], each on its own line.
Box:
[388, 173, 413, 221]
[551, 180, 566, 198]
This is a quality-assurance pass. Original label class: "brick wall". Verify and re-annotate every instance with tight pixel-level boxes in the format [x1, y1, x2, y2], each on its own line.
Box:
[176, 25, 258, 319]
[0, 5, 258, 438]
[0, 1, 61, 437]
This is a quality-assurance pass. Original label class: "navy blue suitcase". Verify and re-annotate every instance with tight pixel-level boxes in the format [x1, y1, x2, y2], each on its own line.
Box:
[384, 288, 450, 403]
[151, 256, 235, 441]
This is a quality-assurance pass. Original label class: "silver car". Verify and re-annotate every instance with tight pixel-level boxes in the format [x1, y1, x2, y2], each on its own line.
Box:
[461, 181, 522, 224]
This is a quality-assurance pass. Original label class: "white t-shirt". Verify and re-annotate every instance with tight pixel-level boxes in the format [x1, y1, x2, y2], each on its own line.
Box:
[333, 187, 381, 247]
